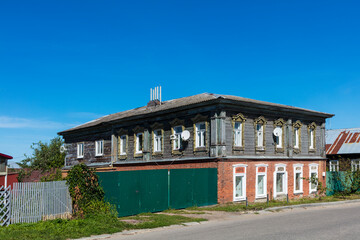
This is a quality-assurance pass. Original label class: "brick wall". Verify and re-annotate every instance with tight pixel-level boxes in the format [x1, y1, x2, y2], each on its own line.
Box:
[217, 159, 326, 203]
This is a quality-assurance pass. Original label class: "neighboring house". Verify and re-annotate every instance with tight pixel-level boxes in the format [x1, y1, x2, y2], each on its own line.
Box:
[59, 93, 333, 203]
[0, 153, 18, 187]
[326, 128, 360, 172]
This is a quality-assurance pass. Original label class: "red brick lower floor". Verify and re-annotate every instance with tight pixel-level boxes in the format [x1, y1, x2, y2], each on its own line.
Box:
[94, 158, 326, 204]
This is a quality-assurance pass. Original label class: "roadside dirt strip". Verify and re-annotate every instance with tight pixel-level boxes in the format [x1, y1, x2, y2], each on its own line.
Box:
[76, 200, 360, 240]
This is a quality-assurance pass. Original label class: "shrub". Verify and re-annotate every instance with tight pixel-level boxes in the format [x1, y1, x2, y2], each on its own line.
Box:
[66, 164, 105, 218]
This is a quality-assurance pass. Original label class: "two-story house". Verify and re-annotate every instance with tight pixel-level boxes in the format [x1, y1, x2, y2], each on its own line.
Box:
[59, 93, 333, 203]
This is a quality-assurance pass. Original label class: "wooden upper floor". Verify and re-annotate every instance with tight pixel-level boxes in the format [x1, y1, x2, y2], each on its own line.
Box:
[59, 93, 333, 168]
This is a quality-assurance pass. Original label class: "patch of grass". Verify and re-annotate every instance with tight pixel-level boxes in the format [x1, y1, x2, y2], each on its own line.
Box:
[188, 194, 360, 212]
[0, 214, 126, 240]
[0, 213, 206, 240]
[120, 213, 206, 229]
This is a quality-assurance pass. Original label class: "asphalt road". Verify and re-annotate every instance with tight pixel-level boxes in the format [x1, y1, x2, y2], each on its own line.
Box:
[110, 202, 360, 240]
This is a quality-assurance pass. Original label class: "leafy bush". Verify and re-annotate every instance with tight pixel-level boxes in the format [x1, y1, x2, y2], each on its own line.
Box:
[66, 164, 105, 218]
[83, 200, 118, 217]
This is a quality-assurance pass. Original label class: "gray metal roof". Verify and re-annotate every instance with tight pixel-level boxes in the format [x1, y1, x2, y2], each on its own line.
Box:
[326, 128, 360, 155]
[59, 93, 334, 135]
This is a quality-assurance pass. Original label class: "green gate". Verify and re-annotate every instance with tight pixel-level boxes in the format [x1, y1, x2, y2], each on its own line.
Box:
[170, 168, 218, 209]
[97, 168, 217, 217]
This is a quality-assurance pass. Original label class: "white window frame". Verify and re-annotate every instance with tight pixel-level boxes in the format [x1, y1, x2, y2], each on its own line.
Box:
[294, 127, 300, 149]
[234, 121, 243, 147]
[173, 126, 183, 150]
[153, 129, 162, 152]
[273, 164, 287, 198]
[119, 135, 127, 155]
[309, 163, 319, 193]
[136, 133, 143, 154]
[293, 164, 304, 194]
[77, 143, 84, 159]
[329, 160, 339, 172]
[195, 122, 206, 148]
[275, 126, 283, 148]
[255, 164, 268, 199]
[233, 164, 247, 201]
[256, 124, 264, 148]
[95, 140, 104, 157]
[309, 128, 315, 150]
[351, 159, 360, 172]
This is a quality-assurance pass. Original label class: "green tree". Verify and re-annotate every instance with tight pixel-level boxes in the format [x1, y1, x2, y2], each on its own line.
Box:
[18, 136, 65, 181]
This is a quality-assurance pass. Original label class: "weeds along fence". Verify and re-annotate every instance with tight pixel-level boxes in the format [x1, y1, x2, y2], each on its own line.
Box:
[9, 181, 72, 224]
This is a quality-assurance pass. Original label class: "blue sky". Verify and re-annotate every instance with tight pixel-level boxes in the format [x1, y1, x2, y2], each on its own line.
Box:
[1, 0, 359, 167]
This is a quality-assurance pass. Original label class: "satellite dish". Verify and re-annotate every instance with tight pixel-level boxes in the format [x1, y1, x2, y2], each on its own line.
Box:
[60, 145, 67, 153]
[273, 127, 282, 137]
[181, 130, 190, 141]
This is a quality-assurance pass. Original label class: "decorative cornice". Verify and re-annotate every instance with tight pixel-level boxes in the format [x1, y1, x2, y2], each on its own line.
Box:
[274, 118, 285, 127]
[232, 113, 246, 122]
[254, 116, 267, 126]
[191, 114, 208, 123]
[150, 122, 164, 130]
[293, 120, 302, 128]
[308, 122, 317, 130]
[133, 125, 144, 133]
[117, 128, 128, 136]
[169, 118, 185, 126]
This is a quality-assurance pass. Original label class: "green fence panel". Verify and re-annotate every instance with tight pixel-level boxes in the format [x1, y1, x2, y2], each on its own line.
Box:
[97, 170, 168, 217]
[326, 171, 346, 196]
[169, 168, 217, 209]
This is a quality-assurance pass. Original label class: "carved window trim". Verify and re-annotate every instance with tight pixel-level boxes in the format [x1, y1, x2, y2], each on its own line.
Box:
[193, 121, 209, 152]
[232, 113, 246, 151]
[171, 125, 185, 155]
[133, 126, 144, 158]
[152, 129, 164, 156]
[308, 122, 317, 152]
[273, 118, 285, 153]
[254, 116, 267, 152]
[293, 120, 302, 154]
[118, 135, 128, 160]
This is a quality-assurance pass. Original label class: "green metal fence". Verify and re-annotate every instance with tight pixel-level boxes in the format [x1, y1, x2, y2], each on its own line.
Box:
[97, 168, 217, 217]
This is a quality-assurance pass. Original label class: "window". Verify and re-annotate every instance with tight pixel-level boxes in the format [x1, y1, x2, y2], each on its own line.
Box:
[254, 116, 266, 150]
[234, 122, 243, 147]
[257, 124, 264, 148]
[119, 135, 127, 155]
[293, 164, 303, 194]
[77, 143, 84, 158]
[309, 129, 315, 149]
[153, 130, 162, 152]
[308, 122, 316, 151]
[351, 160, 360, 171]
[195, 122, 206, 148]
[294, 127, 300, 149]
[273, 119, 285, 151]
[329, 160, 339, 172]
[309, 164, 319, 193]
[135, 133, 143, 153]
[275, 126, 282, 148]
[256, 164, 267, 199]
[95, 140, 104, 156]
[233, 164, 247, 201]
[273, 164, 287, 198]
[232, 113, 246, 149]
[173, 126, 183, 150]
[293, 121, 302, 152]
